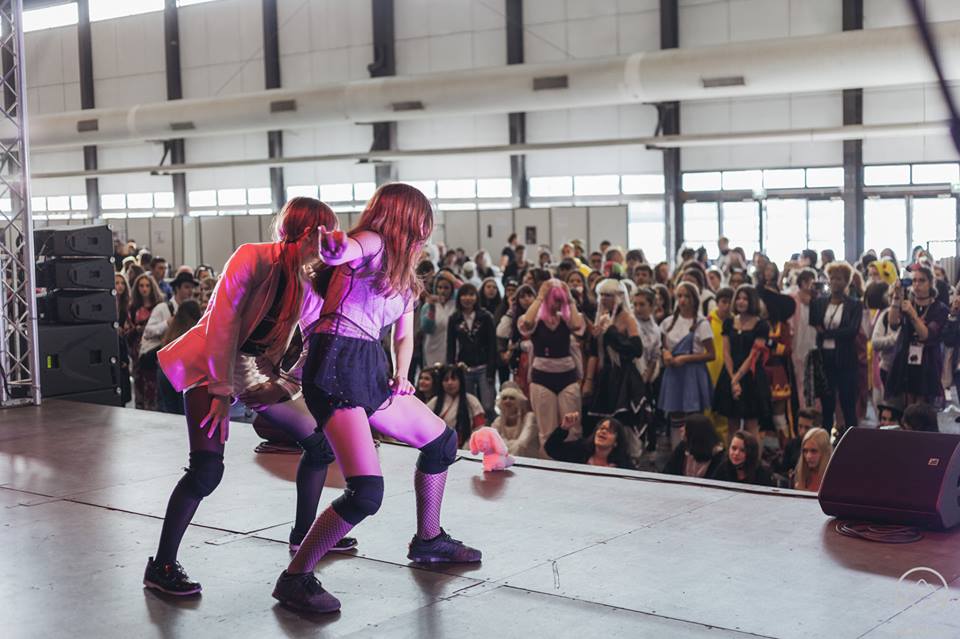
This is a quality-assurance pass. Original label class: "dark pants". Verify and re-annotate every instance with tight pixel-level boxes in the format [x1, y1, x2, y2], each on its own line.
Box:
[822, 353, 858, 432]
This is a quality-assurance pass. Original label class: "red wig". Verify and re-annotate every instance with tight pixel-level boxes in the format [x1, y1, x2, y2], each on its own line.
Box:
[351, 183, 433, 299]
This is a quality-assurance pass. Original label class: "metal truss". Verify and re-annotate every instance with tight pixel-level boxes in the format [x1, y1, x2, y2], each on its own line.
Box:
[0, 0, 39, 407]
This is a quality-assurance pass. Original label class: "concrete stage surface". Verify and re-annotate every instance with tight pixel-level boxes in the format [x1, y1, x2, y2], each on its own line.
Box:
[2, 401, 960, 638]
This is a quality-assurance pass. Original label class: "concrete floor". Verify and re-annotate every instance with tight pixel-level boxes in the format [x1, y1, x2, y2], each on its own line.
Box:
[2, 401, 960, 639]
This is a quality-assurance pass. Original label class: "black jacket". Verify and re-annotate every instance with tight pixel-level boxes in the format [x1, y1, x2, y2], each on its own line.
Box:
[663, 442, 724, 478]
[446, 308, 497, 371]
[709, 459, 774, 486]
[809, 295, 863, 366]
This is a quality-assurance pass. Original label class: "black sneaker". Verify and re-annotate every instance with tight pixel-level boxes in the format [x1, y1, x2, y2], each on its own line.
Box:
[407, 528, 482, 564]
[288, 528, 358, 554]
[143, 557, 202, 596]
[272, 571, 341, 613]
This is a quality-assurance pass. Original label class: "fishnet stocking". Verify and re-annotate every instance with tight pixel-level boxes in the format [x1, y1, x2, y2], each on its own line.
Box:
[287, 507, 355, 574]
[414, 469, 447, 540]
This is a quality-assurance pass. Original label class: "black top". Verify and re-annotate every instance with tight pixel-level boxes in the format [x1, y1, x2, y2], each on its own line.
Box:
[241, 268, 287, 355]
[723, 317, 769, 369]
[809, 295, 863, 366]
[446, 308, 497, 370]
[709, 458, 774, 486]
[532, 319, 573, 359]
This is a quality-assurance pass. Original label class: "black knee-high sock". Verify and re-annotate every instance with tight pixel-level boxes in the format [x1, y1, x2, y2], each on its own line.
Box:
[291, 459, 328, 543]
[154, 478, 203, 565]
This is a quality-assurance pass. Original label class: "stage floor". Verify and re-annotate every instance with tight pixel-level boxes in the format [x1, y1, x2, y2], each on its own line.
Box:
[2, 401, 960, 638]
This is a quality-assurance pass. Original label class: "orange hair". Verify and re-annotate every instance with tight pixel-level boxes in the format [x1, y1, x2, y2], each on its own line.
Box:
[351, 183, 433, 299]
[250, 196, 336, 349]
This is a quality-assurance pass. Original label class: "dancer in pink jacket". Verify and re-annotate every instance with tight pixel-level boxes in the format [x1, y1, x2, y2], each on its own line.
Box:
[144, 197, 355, 596]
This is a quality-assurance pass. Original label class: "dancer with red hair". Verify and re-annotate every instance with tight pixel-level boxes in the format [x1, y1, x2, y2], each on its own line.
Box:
[272, 183, 481, 614]
[144, 197, 356, 596]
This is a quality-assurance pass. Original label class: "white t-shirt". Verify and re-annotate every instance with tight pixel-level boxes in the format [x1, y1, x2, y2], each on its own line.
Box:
[825, 302, 843, 330]
[427, 393, 484, 430]
[660, 315, 714, 354]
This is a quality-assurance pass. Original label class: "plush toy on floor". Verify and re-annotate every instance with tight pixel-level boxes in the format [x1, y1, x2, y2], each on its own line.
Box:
[469, 427, 515, 472]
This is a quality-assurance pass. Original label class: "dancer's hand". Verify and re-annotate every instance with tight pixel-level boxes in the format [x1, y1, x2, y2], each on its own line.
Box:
[199, 394, 231, 443]
[390, 376, 415, 396]
[237, 381, 288, 412]
[318, 225, 348, 262]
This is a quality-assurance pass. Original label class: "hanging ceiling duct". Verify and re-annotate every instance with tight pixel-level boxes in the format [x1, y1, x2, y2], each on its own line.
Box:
[16, 20, 960, 150]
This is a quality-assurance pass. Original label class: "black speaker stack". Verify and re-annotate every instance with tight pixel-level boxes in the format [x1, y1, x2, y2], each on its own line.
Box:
[34, 224, 123, 406]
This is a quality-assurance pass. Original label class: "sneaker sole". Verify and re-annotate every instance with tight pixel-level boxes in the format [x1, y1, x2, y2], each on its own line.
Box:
[288, 540, 359, 554]
[143, 578, 202, 596]
[271, 591, 341, 614]
[407, 554, 482, 564]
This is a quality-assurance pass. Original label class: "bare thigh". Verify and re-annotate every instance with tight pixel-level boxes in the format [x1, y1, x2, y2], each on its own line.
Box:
[323, 407, 383, 478]
[368, 394, 447, 449]
[256, 396, 319, 442]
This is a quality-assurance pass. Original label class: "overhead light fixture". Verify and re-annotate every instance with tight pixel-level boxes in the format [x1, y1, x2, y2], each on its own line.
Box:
[533, 75, 568, 91]
[702, 76, 746, 88]
[392, 101, 424, 112]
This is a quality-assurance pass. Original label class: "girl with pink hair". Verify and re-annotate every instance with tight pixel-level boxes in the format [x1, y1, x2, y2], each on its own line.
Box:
[518, 279, 586, 456]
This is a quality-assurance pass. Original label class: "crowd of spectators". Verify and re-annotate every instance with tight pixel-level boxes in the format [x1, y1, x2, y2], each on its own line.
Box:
[112, 219, 958, 493]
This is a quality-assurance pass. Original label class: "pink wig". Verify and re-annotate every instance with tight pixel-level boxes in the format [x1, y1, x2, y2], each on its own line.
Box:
[538, 283, 571, 323]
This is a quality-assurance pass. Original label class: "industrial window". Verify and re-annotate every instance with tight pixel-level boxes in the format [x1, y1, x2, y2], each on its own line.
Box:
[627, 200, 666, 264]
[722, 170, 763, 192]
[763, 169, 805, 190]
[319, 183, 354, 202]
[806, 199, 844, 257]
[188, 190, 217, 207]
[682, 202, 719, 257]
[405, 180, 437, 199]
[154, 192, 175, 208]
[127, 192, 154, 209]
[354, 182, 377, 201]
[529, 176, 573, 198]
[682, 172, 721, 192]
[763, 199, 807, 266]
[23, 3, 78, 32]
[621, 174, 665, 195]
[864, 165, 910, 187]
[438, 179, 477, 199]
[912, 163, 959, 185]
[573, 175, 619, 196]
[721, 201, 760, 256]
[864, 198, 907, 258]
[476, 178, 512, 198]
[911, 197, 957, 258]
[805, 167, 844, 188]
[286, 185, 318, 199]
[246, 187, 272, 206]
[89, 0, 163, 22]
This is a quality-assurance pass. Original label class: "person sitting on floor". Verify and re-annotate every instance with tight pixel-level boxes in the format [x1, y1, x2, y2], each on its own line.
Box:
[710, 430, 773, 486]
[490, 383, 539, 459]
[793, 427, 831, 493]
[662, 414, 724, 479]
[900, 402, 939, 432]
[544, 412, 635, 470]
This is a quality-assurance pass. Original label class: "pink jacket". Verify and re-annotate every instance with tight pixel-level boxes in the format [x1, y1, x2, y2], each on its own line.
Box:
[159, 242, 322, 398]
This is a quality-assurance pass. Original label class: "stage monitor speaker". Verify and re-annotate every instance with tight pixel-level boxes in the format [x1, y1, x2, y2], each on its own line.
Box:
[36, 257, 115, 290]
[50, 386, 123, 407]
[38, 323, 120, 396]
[38, 290, 117, 324]
[35, 223, 112, 257]
[819, 428, 960, 530]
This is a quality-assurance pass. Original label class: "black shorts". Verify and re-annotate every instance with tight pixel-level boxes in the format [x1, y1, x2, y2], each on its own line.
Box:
[302, 332, 392, 429]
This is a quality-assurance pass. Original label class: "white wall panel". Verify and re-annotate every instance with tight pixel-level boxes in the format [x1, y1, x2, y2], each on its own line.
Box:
[443, 209, 479, 253]
[260, 215, 275, 243]
[618, 9, 661, 53]
[126, 219, 151, 253]
[550, 207, 588, 250]
[150, 218, 174, 263]
[200, 217, 235, 272]
[233, 216, 262, 247]
[515, 208, 550, 250]
[588, 206, 628, 253]
[479, 209, 514, 257]
[789, 0, 841, 36]
[182, 217, 200, 270]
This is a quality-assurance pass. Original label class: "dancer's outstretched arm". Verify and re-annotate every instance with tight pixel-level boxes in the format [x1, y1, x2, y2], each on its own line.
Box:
[318, 227, 382, 268]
